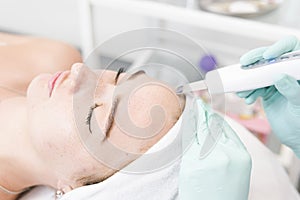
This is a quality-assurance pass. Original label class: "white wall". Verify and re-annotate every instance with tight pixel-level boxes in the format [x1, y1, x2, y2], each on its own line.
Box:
[0, 0, 299, 55]
[0, 0, 148, 48]
[0, 0, 81, 46]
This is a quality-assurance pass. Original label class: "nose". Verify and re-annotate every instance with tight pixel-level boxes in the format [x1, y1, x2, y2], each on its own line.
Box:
[71, 63, 85, 77]
[69, 63, 97, 93]
[70, 63, 96, 83]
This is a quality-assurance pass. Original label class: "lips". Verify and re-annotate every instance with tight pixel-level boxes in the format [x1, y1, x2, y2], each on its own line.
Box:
[48, 71, 63, 97]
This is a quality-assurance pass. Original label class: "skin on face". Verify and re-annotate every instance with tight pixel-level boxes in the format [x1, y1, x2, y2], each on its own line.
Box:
[26, 63, 185, 187]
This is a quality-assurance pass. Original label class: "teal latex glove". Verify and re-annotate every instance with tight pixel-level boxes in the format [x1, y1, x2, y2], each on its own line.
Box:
[179, 100, 251, 200]
[237, 36, 300, 157]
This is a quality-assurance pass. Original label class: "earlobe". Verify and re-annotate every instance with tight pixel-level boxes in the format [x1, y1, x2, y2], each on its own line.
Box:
[56, 180, 74, 198]
[55, 189, 65, 199]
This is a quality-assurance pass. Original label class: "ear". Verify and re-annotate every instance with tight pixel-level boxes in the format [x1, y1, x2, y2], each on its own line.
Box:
[57, 180, 74, 194]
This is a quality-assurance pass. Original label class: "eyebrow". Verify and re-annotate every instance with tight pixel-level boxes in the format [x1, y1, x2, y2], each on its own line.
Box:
[104, 98, 119, 138]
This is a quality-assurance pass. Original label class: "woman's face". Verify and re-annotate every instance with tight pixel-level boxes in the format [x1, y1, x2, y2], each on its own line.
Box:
[26, 63, 184, 187]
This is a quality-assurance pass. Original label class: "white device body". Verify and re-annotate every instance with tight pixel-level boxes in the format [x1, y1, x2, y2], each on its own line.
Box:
[204, 51, 300, 94]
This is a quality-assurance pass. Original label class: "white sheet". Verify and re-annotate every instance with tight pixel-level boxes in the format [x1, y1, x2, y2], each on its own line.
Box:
[226, 116, 300, 200]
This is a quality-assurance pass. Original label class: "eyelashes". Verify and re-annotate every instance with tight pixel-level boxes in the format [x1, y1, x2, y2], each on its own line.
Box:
[86, 67, 125, 134]
[86, 103, 101, 134]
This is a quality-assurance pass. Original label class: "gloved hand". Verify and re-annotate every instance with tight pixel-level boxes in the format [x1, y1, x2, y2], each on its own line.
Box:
[237, 36, 300, 157]
[179, 100, 251, 200]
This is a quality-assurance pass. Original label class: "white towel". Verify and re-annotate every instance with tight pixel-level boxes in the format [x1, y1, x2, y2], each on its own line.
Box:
[60, 158, 180, 200]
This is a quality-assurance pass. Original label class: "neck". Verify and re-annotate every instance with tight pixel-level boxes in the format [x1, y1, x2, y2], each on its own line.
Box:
[0, 97, 57, 199]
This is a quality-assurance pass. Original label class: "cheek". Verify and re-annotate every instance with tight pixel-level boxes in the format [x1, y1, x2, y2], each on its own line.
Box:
[108, 85, 181, 153]
[127, 86, 179, 126]
[28, 102, 80, 166]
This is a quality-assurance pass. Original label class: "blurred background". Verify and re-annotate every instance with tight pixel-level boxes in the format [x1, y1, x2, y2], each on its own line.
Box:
[1, 0, 300, 191]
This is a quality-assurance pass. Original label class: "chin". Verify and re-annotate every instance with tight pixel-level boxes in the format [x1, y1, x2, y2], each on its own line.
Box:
[27, 73, 52, 100]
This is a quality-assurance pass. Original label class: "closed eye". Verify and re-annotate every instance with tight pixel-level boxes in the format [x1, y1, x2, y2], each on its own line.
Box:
[87, 68, 145, 135]
[86, 103, 101, 134]
[86, 67, 124, 134]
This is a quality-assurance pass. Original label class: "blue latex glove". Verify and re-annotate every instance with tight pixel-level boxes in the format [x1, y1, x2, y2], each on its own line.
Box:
[179, 100, 251, 200]
[237, 36, 300, 157]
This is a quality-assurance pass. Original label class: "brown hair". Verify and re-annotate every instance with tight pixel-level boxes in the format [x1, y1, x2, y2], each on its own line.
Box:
[76, 170, 118, 186]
